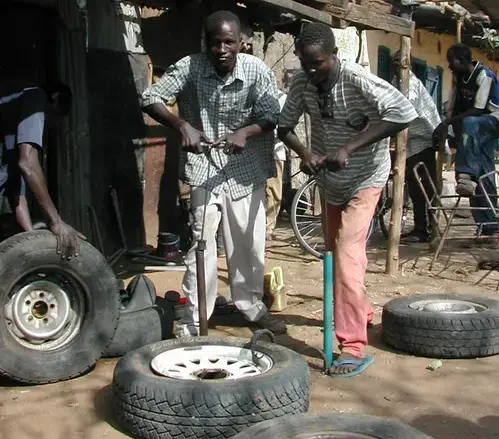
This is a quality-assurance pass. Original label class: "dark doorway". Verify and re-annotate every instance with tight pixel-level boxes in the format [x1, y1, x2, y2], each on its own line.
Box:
[0, 2, 59, 227]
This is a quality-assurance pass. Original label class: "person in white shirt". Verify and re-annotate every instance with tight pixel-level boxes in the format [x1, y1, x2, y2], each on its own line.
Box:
[265, 89, 288, 241]
[391, 50, 448, 243]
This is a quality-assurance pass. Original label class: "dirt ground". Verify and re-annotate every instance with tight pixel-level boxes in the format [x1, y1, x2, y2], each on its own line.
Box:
[1, 216, 499, 439]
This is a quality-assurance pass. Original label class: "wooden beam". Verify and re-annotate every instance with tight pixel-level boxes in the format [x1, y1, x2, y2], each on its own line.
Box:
[247, 0, 339, 26]
[252, 0, 414, 36]
[320, 2, 414, 36]
[386, 10, 412, 275]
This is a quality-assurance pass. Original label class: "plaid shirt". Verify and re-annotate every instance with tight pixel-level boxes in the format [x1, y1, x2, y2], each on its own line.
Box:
[141, 53, 280, 200]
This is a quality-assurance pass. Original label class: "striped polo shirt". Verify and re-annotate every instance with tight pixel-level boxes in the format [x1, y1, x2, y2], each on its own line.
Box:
[279, 62, 418, 205]
[393, 71, 445, 158]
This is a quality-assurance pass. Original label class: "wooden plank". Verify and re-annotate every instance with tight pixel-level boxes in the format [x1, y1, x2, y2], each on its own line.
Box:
[252, 0, 413, 35]
[330, 0, 348, 26]
[386, 11, 412, 275]
[321, 2, 414, 36]
[249, 0, 334, 25]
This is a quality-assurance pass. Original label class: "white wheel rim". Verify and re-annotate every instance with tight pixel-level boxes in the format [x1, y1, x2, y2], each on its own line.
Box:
[150, 345, 273, 380]
[409, 299, 488, 314]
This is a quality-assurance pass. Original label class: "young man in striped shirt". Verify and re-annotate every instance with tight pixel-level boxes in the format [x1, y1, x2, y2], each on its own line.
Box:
[278, 23, 418, 377]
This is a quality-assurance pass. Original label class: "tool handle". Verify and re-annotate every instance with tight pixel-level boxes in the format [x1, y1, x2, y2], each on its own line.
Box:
[199, 141, 226, 149]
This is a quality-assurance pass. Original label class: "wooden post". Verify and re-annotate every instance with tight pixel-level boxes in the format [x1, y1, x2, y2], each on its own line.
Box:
[386, 11, 412, 275]
[456, 18, 463, 43]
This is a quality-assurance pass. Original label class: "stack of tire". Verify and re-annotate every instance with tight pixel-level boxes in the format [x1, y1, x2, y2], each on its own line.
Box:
[104, 275, 174, 358]
[0, 231, 172, 384]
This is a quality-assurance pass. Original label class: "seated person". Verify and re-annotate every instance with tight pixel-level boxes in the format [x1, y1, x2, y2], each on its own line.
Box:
[435, 43, 499, 237]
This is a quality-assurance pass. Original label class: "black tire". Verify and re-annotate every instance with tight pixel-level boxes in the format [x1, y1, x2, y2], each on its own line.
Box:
[0, 230, 120, 384]
[125, 274, 156, 312]
[103, 298, 175, 358]
[112, 336, 310, 439]
[382, 293, 499, 359]
[232, 413, 434, 439]
[102, 306, 167, 358]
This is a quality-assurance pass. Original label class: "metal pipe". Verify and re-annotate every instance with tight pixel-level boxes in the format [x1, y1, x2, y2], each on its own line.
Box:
[108, 247, 126, 267]
[323, 251, 334, 369]
[110, 188, 128, 251]
[87, 205, 104, 254]
[144, 265, 187, 272]
[196, 239, 209, 336]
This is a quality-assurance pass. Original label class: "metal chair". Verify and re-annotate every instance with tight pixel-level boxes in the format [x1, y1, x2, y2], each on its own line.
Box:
[413, 162, 499, 270]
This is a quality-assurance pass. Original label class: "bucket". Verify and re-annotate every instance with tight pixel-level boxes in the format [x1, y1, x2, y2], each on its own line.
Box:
[157, 232, 180, 260]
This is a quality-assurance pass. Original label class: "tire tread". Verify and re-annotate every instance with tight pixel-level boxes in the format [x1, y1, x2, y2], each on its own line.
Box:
[0, 231, 120, 384]
[382, 295, 499, 359]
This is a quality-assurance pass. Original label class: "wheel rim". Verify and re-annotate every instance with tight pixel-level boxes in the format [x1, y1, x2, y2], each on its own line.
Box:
[409, 299, 488, 314]
[4, 269, 86, 351]
[150, 345, 273, 380]
[291, 179, 324, 259]
[291, 178, 377, 259]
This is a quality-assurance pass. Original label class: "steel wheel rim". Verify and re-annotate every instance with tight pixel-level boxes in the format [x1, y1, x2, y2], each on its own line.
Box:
[291, 178, 377, 258]
[150, 345, 274, 380]
[4, 269, 86, 351]
[292, 179, 324, 259]
[409, 299, 488, 314]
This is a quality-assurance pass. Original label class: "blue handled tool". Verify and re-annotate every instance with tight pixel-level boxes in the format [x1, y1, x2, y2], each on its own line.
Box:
[313, 168, 334, 371]
[322, 168, 335, 370]
[323, 250, 334, 369]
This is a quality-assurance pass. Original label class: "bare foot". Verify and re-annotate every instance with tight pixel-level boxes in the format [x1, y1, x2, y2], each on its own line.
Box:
[328, 352, 364, 375]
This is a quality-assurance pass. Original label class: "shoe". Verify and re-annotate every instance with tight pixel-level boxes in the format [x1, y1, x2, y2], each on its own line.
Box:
[255, 311, 287, 335]
[401, 229, 430, 243]
[215, 293, 233, 308]
[456, 174, 477, 197]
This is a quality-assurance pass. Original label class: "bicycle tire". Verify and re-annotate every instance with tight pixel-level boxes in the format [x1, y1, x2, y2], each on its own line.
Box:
[379, 181, 408, 239]
[291, 178, 323, 259]
[291, 177, 377, 260]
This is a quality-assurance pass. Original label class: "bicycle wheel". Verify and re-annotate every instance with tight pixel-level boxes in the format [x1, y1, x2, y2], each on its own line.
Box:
[291, 178, 324, 259]
[379, 180, 408, 238]
[291, 178, 378, 259]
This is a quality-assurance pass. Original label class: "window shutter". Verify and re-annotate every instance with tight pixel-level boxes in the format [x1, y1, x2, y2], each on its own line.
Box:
[377, 46, 392, 81]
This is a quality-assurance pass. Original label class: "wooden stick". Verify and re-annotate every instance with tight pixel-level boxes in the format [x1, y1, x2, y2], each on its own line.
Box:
[386, 11, 412, 276]
[456, 19, 463, 43]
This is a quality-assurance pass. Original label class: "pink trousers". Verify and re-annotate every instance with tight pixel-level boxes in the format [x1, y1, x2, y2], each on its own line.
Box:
[323, 187, 382, 357]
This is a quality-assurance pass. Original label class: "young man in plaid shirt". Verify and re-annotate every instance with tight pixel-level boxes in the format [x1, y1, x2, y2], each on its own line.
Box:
[141, 10, 286, 336]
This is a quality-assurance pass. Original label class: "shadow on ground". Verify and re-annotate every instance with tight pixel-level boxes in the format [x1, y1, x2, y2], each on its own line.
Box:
[412, 414, 499, 439]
